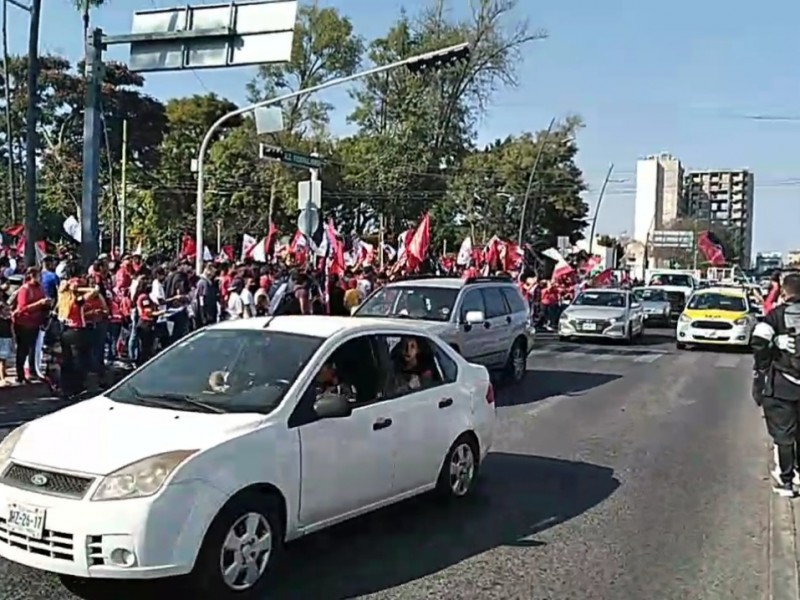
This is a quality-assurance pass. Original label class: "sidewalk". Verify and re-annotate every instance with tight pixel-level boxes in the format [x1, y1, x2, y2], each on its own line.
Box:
[0, 366, 129, 427]
[769, 443, 800, 600]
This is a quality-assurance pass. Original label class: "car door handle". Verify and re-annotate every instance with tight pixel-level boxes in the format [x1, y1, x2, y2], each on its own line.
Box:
[483, 321, 491, 329]
[505, 316, 512, 324]
[372, 418, 392, 431]
[438, 397, 453, 408]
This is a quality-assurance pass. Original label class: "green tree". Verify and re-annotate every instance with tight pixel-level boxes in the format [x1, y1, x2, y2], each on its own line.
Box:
[345, 0, 545, 235]
[441, 119, 588, 247]
[144, 94, 240, 243]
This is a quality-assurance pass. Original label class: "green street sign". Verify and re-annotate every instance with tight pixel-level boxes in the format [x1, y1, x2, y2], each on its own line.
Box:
[283, 151, 321, 169]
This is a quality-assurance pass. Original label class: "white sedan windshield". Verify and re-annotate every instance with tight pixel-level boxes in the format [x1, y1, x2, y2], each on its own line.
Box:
[107, 329, 322, 414]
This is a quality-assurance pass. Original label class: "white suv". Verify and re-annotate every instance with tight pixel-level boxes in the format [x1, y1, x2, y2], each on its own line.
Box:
[355, 276, 535, 383]
[0, 316, 495, 598]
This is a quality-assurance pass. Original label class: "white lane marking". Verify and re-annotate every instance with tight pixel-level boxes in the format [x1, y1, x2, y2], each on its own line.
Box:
[590, 354, 616, 361]
[714, 354, 744, 368]
[633, 353, 664, 363]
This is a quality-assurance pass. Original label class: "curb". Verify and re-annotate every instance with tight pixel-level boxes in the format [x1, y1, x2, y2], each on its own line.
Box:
[769, 442, 800, 600]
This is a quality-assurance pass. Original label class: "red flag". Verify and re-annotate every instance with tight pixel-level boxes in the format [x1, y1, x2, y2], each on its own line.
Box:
[589, 268, 614, 287]
[180, 234, 196, 258]
[502, 241, 524, 272]
[325, 219, 345, 276]
[406, 213, 431, 271]
[697, 231, 726, 266]
[264, 222, 279, 258]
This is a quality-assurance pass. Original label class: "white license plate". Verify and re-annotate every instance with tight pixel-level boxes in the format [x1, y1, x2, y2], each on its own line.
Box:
[7, 503, 46, 539]
[582, 323, 597, 331]
[705, 331, 717, 338]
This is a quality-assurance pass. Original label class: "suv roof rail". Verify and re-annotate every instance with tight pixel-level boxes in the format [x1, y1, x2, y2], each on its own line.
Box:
[464, 275, 514, 284]
[393, 274, 448, 281]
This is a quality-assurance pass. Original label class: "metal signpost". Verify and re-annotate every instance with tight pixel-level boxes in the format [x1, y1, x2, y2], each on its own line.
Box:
[78, 0, 298, 265]
[192, 41, 471, 273]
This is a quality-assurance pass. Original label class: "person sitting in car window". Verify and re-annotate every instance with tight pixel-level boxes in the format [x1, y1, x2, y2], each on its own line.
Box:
[315, 359, 356, 398]
[392, 336, 436, 392]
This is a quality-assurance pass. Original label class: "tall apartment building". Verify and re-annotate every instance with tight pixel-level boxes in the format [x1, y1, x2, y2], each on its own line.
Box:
[633, 153, 684, 243]
[684, 169, 754, 268]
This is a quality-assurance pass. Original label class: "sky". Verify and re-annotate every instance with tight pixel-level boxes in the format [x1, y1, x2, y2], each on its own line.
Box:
[6, 0, 800, 255]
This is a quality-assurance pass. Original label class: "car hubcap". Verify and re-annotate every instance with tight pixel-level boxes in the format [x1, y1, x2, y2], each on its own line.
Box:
[512, 346, 525, 380]
[449, 443, 475, 496]
[219, 512, 272, 591]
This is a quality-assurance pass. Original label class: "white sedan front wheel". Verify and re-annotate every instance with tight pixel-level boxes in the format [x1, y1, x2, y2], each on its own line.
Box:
[190, 491, 284, 598]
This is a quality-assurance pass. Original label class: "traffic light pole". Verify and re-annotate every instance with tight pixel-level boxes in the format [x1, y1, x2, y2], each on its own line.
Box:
[193, 42, 471, 274]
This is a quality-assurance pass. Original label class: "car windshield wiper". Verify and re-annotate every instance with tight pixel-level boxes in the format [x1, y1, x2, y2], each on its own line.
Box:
[129, 387, 227, 414]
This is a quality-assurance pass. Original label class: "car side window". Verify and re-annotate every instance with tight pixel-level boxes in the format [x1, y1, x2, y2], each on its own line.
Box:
[376, 334, 449, 398]
[481, 287, 508, 319]
[500, 287, 528, 314]
[288, 335, 383, 427]
[434, 343, 458, 383]
[459, 289, 485, 321]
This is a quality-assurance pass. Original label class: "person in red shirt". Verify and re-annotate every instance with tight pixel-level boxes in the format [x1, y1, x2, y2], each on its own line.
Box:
[12, 267, 50, 383]
[764, 270, 782, 315]
[134, 276, 164, 365]
[540, 280, 561, 331]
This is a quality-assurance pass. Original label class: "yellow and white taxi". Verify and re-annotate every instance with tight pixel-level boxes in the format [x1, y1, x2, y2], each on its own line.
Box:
[675, 287, 758, 349]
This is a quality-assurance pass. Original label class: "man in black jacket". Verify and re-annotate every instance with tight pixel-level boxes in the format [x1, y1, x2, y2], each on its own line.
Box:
[752, 273, 800, 497]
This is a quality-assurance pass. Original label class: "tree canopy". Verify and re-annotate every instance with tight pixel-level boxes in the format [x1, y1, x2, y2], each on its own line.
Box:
[0, 0, 591, 252]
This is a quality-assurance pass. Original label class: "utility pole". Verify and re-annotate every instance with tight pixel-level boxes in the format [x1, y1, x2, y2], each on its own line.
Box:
[119, 118, 127, 254]
[80, 28, 103, 266]
[2, 0, 18, 223]
[517, 117, 555, 246]
[306, 152, 319, 266]
[588, 163, 615, 255]
[23, 0, 41, 266]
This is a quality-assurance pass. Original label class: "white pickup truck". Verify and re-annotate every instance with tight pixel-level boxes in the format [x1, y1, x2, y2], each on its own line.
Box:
[645, 270, 698, 320]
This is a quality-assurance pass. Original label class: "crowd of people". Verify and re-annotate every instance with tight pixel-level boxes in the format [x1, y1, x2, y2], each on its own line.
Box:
[0, 240, 613, 401]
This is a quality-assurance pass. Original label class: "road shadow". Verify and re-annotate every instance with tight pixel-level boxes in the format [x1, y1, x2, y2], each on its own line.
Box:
[497, 369, 621, 407]
[268, 452, 620, 599]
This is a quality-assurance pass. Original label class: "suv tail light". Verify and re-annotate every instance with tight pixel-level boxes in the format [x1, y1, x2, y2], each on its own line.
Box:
[486, 383, 495, 404]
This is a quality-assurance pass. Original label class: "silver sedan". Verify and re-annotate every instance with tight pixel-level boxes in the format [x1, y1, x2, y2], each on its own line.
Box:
[632, 287, 672, 327]
[558, 289, 645, 343]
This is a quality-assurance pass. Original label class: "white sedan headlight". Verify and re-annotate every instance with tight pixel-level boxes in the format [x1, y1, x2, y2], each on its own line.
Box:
[0, 424, 28, 466]
[608, 318, 618, 324]
[92, 450, 198, 502]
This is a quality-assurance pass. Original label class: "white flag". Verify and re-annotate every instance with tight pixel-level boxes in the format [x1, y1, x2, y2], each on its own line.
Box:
[203, 246, 213, 261]
[63, 216, 81, 242]
[251, 238, 267, 263]
[456, 236, 472, 265]
[241, 233, 257, 260]
[542, 247, 574, 279]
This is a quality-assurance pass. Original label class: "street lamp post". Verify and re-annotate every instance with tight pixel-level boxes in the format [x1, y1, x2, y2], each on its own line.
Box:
[517, 117, 555, 246]
[587, 163, 617, 255]
[193, 42, 471, 273]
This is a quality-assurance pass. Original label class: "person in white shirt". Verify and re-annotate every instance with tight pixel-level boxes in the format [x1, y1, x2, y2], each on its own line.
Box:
[227, 278, 246, 320]
[240, 277, 255, 318]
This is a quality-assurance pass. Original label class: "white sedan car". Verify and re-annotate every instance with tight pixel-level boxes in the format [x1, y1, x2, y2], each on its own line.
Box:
[0, 316, 495, 598]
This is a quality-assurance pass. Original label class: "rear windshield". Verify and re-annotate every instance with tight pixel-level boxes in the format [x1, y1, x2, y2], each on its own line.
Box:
[355, 286, 457, 322]
[648, 274, 694, 288]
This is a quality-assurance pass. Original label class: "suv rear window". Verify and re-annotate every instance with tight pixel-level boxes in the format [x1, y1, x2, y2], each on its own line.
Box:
[500, 286, 529, 314]
[355, 286, 458, 322]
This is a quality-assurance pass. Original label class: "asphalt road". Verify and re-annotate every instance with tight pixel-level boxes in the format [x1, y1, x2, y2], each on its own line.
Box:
[0, 330, 775, 600]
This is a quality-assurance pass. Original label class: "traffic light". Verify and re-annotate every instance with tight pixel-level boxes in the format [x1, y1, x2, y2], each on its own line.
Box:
[259, 144, 284, 161]
[406, 42, 471, 74]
